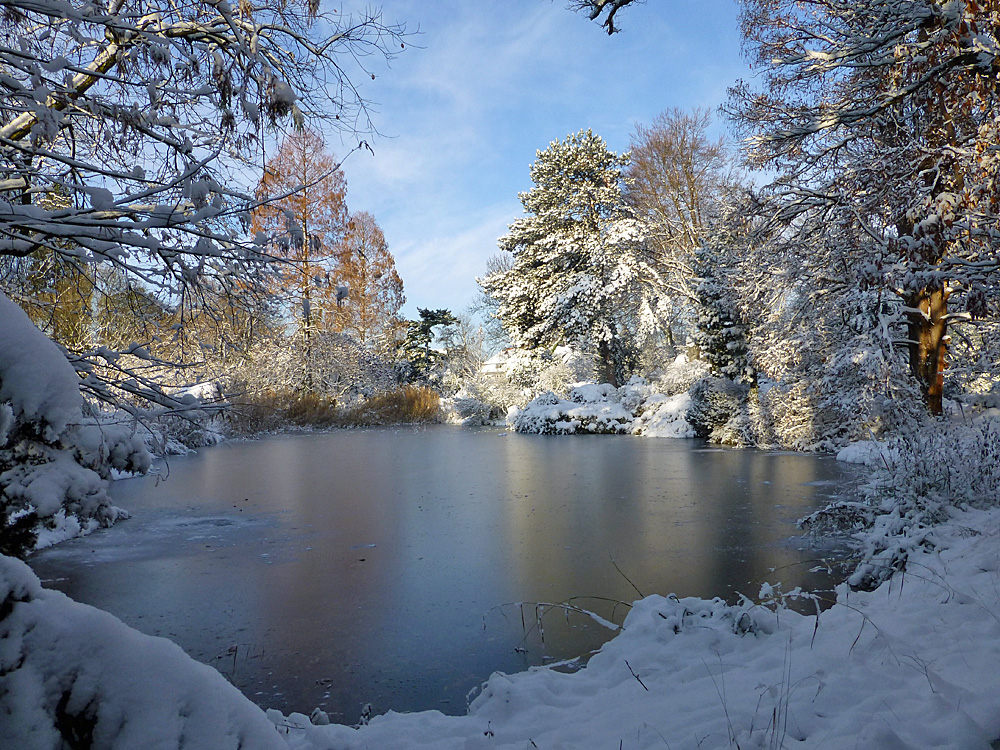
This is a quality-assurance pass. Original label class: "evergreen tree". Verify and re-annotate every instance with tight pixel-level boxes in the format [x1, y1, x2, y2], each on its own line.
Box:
[692, 245, 753, 384]
[399, 308, 458, 383]
[481, 129, 649, 387]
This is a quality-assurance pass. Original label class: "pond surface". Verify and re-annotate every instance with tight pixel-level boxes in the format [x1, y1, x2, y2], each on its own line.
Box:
[29, 427, 853, 722]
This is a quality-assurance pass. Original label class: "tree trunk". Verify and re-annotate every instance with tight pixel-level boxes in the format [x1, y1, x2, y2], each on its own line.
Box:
[906, 286, 949, 416]
[597, 340, 619, 387]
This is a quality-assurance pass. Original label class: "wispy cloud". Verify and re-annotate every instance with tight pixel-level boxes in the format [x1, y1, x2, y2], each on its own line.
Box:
[333, 0, 747, 318]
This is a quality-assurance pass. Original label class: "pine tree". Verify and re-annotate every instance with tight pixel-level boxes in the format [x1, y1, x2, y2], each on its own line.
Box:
[481, 129, 648, 387]
[692, 245, 753, 384]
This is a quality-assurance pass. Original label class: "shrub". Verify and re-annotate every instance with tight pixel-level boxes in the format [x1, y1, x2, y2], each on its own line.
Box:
[686, 377, 754, 446]
[801, 419, 1000, 590]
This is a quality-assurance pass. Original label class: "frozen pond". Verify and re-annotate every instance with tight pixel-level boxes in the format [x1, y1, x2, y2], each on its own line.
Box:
[29, 427, 853, 722]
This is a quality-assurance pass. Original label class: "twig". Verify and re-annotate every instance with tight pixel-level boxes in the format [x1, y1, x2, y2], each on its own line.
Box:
[625, 659, 649, 691]
[610, 553, 645, 598]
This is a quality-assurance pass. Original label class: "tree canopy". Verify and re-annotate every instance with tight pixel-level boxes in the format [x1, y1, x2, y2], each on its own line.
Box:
[481, 129, 649, 386]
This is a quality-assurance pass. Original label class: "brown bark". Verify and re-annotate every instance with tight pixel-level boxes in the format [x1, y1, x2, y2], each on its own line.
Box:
[906, 286, 949, 416]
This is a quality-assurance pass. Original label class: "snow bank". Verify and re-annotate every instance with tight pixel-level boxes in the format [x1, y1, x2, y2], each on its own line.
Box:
[0, 554, 286, 750]
[273, 506, 1000, 749]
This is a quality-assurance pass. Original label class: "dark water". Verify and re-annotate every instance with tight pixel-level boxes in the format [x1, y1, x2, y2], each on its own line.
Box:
[29, 427, 852, 722]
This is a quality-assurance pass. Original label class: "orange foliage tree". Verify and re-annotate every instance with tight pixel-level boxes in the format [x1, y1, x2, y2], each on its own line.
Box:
[251, 129, 349, 385]
[327, 211, 406, 351]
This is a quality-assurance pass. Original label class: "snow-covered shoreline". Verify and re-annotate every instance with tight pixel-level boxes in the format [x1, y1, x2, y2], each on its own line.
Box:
[268, 504, 1000, 749]
[6, 496, 1000, 748]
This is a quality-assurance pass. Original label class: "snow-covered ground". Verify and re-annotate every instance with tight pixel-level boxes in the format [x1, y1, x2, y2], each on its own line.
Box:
[5, 498, 1000, 748]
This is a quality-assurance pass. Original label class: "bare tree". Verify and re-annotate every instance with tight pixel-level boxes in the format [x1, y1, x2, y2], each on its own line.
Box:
[569, 0, 642, 34]
[626, 108, 740, 332]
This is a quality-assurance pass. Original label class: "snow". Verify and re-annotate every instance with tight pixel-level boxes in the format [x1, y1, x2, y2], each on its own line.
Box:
[630, 392, 696, 438]
[836, 439, 899, 466]
[1, 292, 148, 549]
[265, 505, 1000, 749]
[0, 555, 286, 750]
[0, 291, 83, 442]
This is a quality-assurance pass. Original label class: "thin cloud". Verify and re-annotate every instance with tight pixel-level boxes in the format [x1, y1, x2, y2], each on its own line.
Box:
[335, 0, 748, 319]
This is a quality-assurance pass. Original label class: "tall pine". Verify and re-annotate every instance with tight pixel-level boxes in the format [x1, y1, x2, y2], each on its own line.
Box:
[481, 130, 647, 387]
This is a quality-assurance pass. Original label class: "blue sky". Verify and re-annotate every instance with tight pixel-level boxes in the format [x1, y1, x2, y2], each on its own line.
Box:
[331, 1, 747, 320]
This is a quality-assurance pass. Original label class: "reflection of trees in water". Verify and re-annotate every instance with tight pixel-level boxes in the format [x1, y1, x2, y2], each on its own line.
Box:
[35, 431, 848, 718]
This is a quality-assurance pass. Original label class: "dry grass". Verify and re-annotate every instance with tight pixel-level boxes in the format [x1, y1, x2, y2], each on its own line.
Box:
[226, 386, 440, 433]
[341, 386, 441, 426]
[226, 389, 341, 434]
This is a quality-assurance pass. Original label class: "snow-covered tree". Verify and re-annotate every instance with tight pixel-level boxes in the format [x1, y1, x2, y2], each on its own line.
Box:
[0, 0, 403, 412]
[398, 308, 459, 384]
[728, 0, 1000, 414]
[481, 129, 649, 387]
[691, 244, 753, 385]
[0, 0, 404, 547]
[626, 108, 741, 357]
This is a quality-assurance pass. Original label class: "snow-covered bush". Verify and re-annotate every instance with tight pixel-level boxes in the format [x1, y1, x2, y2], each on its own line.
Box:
[246, 330, 397, 406]
[512, 388, 634, 435]
[1, 295, 148, 557]
[630, 392, 696, 438]
[803, 419, 1000, 590]
[651, 352, 711, 396]
[440, 392, 495, 425]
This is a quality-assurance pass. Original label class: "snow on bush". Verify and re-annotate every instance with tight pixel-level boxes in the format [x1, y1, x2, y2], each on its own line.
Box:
[651, 352, 711, 395]
[1, 294, 149, 556]
[511, 386, 633, 434]
[804, 420, 1000, 591]
[0, 555, 285, 750]
[439, 391, 494, 426]
[511, 377, 699, 437]
[630, 392, 696, 438]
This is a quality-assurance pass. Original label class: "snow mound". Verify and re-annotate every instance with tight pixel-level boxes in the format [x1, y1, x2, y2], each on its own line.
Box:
[0, 292, 83, 441]
[0, 554, 285, 750]
[836, 439, 898, 466]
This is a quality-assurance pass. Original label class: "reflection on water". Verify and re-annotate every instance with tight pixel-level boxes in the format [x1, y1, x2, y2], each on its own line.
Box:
[29, 427, 853, 721]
